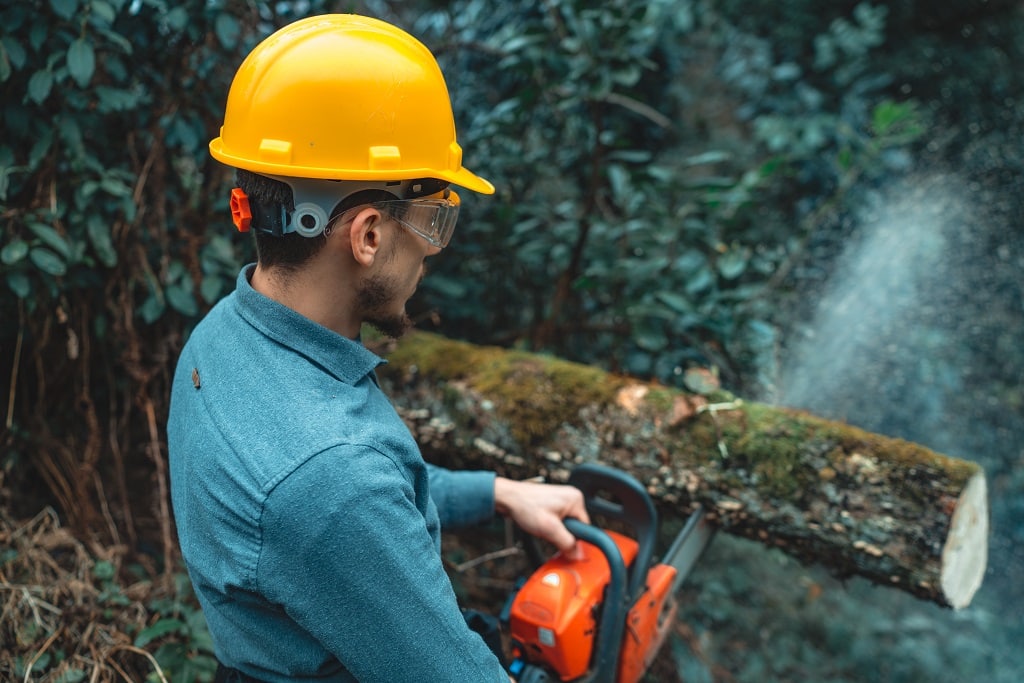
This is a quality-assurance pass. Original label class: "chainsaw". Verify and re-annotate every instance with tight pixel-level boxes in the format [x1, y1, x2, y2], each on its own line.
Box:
[501, 463, 714, 683]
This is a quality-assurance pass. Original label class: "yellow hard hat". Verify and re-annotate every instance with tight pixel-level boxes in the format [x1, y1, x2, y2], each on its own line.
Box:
[209, 14, 494, 195]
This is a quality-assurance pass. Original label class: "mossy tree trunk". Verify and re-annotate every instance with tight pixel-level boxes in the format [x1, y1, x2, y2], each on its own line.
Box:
[373, 332, 988, 610]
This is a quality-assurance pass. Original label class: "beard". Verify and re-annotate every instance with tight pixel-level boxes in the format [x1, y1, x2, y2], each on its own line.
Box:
[355, 271, 417, 339]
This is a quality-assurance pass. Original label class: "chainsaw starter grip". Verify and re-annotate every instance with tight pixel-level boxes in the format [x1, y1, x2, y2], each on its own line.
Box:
[562, 518, 628, 683]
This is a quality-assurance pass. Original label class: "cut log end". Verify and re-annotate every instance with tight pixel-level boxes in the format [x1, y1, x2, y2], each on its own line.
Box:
[941, 472, 988, 609]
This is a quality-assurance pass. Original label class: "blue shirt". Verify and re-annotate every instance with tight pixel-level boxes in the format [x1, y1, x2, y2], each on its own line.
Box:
[168, 266, 507, 682]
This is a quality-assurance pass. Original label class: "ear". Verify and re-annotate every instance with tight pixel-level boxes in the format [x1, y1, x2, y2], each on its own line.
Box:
[347, 206, 384, 267]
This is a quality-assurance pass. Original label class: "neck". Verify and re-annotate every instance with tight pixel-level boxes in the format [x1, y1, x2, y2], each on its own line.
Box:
[250, 257, 362, 339]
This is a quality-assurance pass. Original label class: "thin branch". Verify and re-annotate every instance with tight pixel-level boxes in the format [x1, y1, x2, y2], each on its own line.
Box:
[452, 546, 523, 573]
[599, 92, 674, 130]
[22, 625, 62, 683]
[6, 299, 24, 430]
[102, 644, 170, 683]
[143, 397, 174, 592]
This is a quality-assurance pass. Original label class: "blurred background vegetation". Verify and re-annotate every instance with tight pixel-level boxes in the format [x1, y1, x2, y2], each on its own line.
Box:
[1, 0, 1021, 680]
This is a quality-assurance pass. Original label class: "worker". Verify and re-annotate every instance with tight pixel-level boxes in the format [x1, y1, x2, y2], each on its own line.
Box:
[167, 13, 589, 683]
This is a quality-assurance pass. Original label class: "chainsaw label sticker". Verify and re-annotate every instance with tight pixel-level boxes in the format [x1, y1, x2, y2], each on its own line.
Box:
[538, 627, 555, 647]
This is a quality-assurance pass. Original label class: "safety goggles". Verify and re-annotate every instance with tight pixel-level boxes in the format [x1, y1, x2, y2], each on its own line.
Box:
[374, 191, 461, 249]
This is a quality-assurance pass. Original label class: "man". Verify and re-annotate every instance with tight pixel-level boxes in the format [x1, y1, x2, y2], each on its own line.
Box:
[167, 14, 588, 683]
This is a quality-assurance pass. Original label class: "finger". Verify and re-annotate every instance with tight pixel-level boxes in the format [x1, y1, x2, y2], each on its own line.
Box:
[567, 489, 590, 524]
[549, 520, 580, 556]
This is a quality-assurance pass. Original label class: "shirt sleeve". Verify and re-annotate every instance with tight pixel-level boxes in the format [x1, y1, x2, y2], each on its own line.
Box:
[426, 462, 496, 529]
[258, 445, 507, 683]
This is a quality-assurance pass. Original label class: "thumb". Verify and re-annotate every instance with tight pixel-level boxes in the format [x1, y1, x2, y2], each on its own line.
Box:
[551, 522, 584, 559]
[562, 540, 585, 561]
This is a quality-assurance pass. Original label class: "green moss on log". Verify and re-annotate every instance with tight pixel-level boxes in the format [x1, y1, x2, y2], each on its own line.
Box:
[382, 331, 629, 446]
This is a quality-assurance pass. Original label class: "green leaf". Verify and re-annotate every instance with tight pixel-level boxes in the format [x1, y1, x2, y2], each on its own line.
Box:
[166, 283, 197, 316]
[139, 293, 164, 324]
[134, 618, 186, 648]
[2, 240, 29, 265]
[635, 320, 668, 351]
[2, 37, 27, 71]
[166, 6, 188, 31]
[96, 85, 140, 111]
[28, 222, 72, 260]
[684, 266, 714, 295]
[90, 0, 116, 24]
[215, 13, 241, 49]
[67, 38, 95, 87]
[27, 69, 53, 104]
[29, 247, 66, 276]
[99, 175, 131, 197]
[201, 234, 236, 269]
[93, 559, 115, 580]
[655, 290, 693, 314]
[58, 116, 84, 154]
[87, 216, 117, 267]
[169, 116, 200, 151]
[717, 249, 749, 280]
[14, 652, 51, 677]
[54, 669, 87, 683]
[50, 0, 78, 20]
[185, 608, 215, 652]
[682, 150, 732, 167]
[199, 275, 223, 304]
[29, 24, 47, 52]
[6, 272, 30, 298]
[28, 129, 54, 169]
[607, 163, 630, 200]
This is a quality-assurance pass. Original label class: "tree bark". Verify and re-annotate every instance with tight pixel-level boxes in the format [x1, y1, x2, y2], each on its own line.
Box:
[372, 332, 988, 610]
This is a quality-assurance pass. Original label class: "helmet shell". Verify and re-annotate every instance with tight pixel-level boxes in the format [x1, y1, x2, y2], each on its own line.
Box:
[209, 14, 494, 194]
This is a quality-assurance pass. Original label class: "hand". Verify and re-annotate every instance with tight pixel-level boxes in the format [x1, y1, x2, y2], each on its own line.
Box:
[493, 477, 590, 559]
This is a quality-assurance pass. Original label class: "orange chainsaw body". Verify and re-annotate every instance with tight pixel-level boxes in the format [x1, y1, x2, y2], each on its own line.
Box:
[617, 562, 678, 683]
[508, 530, 678, 683]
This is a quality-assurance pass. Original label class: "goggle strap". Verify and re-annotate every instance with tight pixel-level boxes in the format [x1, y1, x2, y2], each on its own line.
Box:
[232, 176, 455, 238]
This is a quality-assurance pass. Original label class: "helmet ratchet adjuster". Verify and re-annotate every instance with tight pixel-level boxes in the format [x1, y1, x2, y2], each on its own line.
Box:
[227, 188, 291, 236]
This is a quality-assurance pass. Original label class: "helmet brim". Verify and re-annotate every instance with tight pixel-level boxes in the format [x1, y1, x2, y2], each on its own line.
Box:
[210, 137, 495, 196]
[443, 166, 495, 196]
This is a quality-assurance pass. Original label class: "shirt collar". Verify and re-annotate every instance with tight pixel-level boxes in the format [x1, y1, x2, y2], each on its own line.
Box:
[232, 264, 385, 384]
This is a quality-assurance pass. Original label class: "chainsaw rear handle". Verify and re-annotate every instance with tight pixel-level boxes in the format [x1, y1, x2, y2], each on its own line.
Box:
[568, 463, 659, 604]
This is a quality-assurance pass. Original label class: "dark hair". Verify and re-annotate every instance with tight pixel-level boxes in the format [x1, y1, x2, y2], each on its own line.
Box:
[234, 170, 395, 271]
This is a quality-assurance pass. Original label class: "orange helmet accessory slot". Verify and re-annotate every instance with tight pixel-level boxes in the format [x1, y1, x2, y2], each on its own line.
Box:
[229, 188, 252, 232]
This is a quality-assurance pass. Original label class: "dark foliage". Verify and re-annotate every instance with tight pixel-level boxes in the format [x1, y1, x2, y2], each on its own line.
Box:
[1, 0, 1021, 680]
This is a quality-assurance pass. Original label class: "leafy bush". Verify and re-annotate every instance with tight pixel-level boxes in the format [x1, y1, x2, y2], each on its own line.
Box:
[0, 507, 215, 682]
[401, 0, 923, 394]
[0, 0, 926, 534]
[0, 0, 316, 530]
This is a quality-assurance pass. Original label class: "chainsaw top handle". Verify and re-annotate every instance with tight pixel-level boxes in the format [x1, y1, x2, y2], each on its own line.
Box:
[568, 463, 659, 605]
[560, 518, 629, 683]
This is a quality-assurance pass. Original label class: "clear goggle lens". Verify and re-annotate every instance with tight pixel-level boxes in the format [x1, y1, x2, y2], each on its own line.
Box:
[375, 191, 461, 248]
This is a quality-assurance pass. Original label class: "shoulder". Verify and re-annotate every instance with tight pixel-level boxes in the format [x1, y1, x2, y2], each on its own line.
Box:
[265, 442, 422, 512]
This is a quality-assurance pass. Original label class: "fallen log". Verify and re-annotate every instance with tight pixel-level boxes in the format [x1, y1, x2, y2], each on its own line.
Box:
[372, 331, 988, 609]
